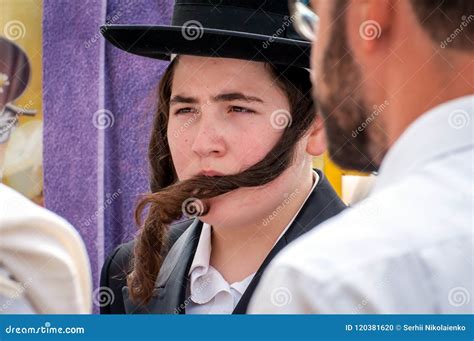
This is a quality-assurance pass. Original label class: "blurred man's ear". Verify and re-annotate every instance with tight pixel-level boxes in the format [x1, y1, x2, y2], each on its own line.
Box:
[348, 0, 392, 54]
[306, 114, 326, 156]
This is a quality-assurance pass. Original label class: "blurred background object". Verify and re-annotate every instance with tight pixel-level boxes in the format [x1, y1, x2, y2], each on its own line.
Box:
[3, 120, 43, 203]
[1, 0, 42, 203]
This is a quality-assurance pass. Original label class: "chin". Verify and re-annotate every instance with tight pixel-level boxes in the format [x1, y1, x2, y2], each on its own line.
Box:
[198, 196, 231, 226]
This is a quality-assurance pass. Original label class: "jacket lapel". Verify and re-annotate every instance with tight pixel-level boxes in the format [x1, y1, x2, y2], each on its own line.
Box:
[233, 169, 346, 313]
[122, 218, 203, 314]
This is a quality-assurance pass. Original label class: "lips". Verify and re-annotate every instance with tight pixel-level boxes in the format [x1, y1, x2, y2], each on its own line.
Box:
[198, 170, 225, 177]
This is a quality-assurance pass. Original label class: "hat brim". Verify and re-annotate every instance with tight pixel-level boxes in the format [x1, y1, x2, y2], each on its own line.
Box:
[101, 25, 311, 68]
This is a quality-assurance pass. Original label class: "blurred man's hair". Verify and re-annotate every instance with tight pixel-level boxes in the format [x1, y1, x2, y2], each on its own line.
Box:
[410, 0, 474, 50]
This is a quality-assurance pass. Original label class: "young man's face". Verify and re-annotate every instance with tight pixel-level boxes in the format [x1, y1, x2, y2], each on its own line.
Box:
[310, 0, 387, 172]
[166, 55, 315, 227]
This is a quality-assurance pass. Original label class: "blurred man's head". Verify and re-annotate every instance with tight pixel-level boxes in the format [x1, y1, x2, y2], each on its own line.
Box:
[309, 0, 473, 172]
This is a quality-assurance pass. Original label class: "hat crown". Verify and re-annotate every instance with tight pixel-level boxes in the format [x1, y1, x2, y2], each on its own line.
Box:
[174, 0, 290, 14]
[172, 0, 301, 40]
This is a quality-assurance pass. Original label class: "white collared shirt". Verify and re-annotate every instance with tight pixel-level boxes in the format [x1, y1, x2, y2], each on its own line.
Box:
[186, 170, 319, 314]
[249, 95, 474, 314]
[0, 183, 92, 314]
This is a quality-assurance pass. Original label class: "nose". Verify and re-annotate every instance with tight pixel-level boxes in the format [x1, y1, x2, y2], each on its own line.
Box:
[191, 113, 226, 158]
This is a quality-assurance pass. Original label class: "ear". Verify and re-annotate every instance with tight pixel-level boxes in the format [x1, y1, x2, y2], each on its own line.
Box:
[306, 114, 326, 156]
[348, 0, 392, 53]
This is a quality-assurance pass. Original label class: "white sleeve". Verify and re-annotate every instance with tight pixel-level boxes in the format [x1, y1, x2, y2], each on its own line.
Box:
[0, 267, 36, 313]
[248, 252, 441, 314]
[0, 185, 92, 314]
[248, 263, 325, 314]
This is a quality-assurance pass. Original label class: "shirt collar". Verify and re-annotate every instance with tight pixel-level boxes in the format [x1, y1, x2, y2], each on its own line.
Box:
[374, 95, 473, 192]
[189, 222, 212, 277]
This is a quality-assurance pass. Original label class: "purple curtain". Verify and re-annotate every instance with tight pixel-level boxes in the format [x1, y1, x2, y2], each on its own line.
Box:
[43, 0, 173, 312]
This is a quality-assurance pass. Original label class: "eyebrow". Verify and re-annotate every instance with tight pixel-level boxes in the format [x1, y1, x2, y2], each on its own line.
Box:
[170, 92, 265, 105]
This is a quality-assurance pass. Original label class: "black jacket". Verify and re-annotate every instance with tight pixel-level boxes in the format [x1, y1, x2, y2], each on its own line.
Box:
[100, 169, 346, 314]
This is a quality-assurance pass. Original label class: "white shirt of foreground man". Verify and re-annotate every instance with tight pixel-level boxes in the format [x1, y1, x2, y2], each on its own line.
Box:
[249, 96, 473, 313]
[0, 183, 92, 313]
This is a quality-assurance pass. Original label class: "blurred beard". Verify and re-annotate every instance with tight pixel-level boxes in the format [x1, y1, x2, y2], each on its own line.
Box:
[314, 1, 387, 173]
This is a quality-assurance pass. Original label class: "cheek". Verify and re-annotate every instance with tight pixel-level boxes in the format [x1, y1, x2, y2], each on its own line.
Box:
[167, 121, 194, 179]
[227, 121, 282, 172]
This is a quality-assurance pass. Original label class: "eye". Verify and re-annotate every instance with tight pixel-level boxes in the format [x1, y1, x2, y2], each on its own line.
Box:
[174, 107, 197, 115]
[229, 106, 255, 114]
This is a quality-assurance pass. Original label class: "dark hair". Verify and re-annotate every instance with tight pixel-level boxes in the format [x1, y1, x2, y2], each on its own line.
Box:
[128, 57, 316, 305]
[410, 0, 473, 50]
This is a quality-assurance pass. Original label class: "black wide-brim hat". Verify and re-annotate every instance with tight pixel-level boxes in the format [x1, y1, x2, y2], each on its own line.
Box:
[101, 0, 311, 68]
